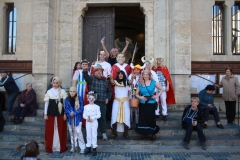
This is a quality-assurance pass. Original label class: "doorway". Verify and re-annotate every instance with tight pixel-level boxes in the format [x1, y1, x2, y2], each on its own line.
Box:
[82, 6, 145, 64]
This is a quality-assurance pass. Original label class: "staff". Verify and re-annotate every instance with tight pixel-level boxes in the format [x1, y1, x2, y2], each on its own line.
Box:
[71, 117, 75, 155]
[191, 74, 214, 83]
[131, 42, 137, 63]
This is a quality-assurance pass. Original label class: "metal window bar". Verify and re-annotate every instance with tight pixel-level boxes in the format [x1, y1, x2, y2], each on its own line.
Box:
[212, 5, 224, 55]
[232, 4, 240, 55]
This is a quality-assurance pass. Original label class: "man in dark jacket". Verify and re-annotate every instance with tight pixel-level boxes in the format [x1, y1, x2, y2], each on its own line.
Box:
[0, 70, 19, 114]
[82, 64, 112, 140]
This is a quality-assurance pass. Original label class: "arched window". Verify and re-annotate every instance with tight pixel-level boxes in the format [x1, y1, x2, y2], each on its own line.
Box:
[212, 2, 224, 55]
[232, 2, 240, 55]
[5, 3, 17, 54]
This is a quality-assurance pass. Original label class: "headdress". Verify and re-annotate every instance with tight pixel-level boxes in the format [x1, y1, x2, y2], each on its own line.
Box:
[80, 59, 89, 64]
[52, 76, 63, 114]
[69, 86, 80, 110]
[140, 56, 155, 70]
[130, 64, 143, 70]
[93, 64, 104, 72]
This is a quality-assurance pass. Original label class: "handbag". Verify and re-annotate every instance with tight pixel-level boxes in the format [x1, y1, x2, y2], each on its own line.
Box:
[130, 98, 139, 108]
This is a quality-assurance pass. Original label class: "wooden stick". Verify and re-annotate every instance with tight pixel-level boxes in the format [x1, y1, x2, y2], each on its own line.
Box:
[131, 42, 138, 63]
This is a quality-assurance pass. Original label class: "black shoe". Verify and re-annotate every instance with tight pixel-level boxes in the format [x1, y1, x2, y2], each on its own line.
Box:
[84, 147, 91, 155]
[151, 134, 156, 140]
[163, 116, 167, 121]
[183, 142, 190, 150]
[201, 142, 207, 150]
[92, 148, 97, 156]
[202, 124, 207, 129]
[216, 124, 224, 129]
[155, 115, 159, 119]
[18, 118, 23, 124]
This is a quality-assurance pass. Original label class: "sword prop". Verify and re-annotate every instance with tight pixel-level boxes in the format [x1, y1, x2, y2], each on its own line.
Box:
[131, 42, 137, 63]
[96, 49, 99, 62]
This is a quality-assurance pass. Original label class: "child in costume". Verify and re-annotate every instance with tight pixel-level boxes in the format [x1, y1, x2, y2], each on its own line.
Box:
[17, 140, 41, 160]
[44, 77, 68, 153]
[65, 86, 86, 154]
[83, 91, 101, 156]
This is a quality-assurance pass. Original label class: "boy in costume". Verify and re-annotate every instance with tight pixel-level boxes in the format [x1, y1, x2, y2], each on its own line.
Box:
[83, 91, 101, 156]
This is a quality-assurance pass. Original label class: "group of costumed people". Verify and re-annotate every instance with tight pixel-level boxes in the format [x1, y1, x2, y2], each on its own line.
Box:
[43, 40, 176, 156]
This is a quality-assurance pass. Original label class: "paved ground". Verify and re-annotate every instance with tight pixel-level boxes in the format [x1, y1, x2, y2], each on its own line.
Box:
[1, 142, 240, 160]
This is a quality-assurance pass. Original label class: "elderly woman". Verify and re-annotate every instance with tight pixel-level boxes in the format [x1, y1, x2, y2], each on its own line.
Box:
[135, 69, 163, 140]
[182, 97, 206, 150]
[198, 85, 224, 129]
[12, 83, 38, 124]
[214, 67, 240, 124]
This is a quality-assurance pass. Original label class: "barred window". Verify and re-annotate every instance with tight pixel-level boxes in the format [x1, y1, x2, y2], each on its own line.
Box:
[5, 3, 17, 54]
[212, 2, 224, 55]
[232, 3, 240, 55]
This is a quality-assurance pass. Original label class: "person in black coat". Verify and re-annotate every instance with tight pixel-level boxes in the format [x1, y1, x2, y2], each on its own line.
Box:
[182, 97, 206, 150]
[0, 70, 19, 114]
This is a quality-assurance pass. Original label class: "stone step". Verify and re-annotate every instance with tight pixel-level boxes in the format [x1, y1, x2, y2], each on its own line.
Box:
[0, 130, 239, 146]
[2, 122, 239, 138]
[2, 111, 229, 127]
[166, 109, 227, 118]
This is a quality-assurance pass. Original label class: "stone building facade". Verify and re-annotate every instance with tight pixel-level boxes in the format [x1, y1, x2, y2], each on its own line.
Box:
[0, 0, 239, 108]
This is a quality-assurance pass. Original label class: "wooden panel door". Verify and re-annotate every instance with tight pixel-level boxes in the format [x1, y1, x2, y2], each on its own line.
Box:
[82, 7, 115, 64]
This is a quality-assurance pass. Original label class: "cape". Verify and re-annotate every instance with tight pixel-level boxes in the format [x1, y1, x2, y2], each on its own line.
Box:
[153, 66, 176, 104]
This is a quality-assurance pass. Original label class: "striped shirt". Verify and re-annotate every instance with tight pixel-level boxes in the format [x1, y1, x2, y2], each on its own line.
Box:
[156, 71, 166, 87]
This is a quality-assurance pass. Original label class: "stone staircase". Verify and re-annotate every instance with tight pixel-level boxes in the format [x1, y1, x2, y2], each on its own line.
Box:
[1, 107, 240, 148]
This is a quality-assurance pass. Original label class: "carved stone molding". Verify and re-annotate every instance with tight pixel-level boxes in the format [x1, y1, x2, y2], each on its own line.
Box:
[0, 60, 32, 73]
[192, 61, 240, 73]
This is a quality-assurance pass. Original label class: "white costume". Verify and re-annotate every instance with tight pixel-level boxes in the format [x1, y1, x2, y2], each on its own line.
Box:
[111, 85, 130, 132]
[83, 104, 101, 148]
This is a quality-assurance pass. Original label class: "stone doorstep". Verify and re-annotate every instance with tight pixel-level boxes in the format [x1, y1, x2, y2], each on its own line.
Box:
[1, 132, 240, 146]
[3, 113, 229, 126]
[1, 116, 233, 132]
[3, 122, 238, 137]
[0, 142, 239, 154]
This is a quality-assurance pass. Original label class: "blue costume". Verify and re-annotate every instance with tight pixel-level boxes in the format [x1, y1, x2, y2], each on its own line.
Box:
[64, 96, 85, 152]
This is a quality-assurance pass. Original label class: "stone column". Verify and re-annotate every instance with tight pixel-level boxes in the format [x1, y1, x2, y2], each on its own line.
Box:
[32, 0, 55, 104]
[140, 2, 154, 58]
[170, 0, 192, 105]
[153, 0, 169, 64]
[224, 0, 234, 55]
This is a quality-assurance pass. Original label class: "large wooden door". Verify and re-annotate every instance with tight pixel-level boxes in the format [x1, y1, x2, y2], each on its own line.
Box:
[82, 7, 115, 63]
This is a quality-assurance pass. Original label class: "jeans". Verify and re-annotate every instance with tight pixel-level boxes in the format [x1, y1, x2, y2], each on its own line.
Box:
[7, 92, 18, 113]
[14, 105, 30, 119]
[203, 107, 220, 123]
[183, 122, 206, 143]
[96, 103, 106, 133]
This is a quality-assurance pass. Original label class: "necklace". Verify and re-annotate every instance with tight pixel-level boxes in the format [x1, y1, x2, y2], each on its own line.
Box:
[51, 88, 59, 104]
